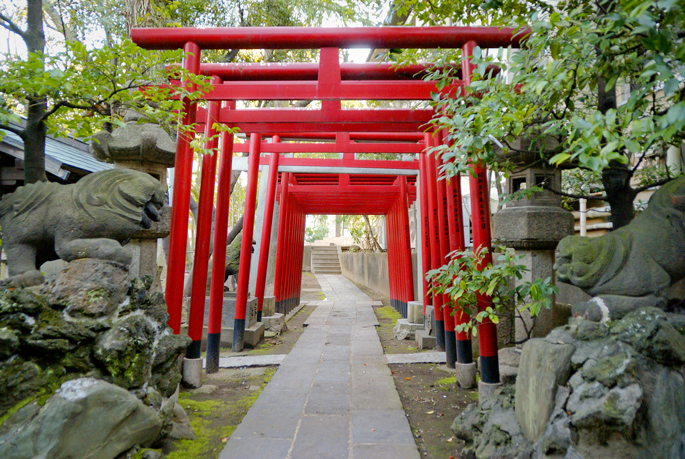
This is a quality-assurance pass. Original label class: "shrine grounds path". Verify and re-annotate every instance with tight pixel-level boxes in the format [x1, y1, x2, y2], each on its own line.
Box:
[218, 274, 421, 459]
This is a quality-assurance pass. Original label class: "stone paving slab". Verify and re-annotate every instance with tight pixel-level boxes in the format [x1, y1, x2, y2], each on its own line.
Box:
[219, 274, 420, 459]
[386, 351, 447, 365]
[211, 354, 286, 368]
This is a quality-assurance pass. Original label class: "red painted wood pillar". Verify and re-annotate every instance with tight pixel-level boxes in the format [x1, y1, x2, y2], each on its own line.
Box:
[418, 152, 432, 313]
[437, 156, 457, 369]
[424, 133, 445, 351]
[255, 143, 280, 322]
[444, 147, 473, 366]
[232, 133, 261, 352]
[186, 77, 221, 359]
[294, 207, 306, 307]
[206, 101, 236, 373]
[166, 41, 200, 334]
[400, 176, 415, 317]
[284, 175, 296, 312]
[463, 40, 499, 384]
[393, 203, 401, 314]
[274, 172, 290, 313]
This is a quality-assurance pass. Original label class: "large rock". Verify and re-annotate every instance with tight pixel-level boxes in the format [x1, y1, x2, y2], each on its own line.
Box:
[0, 258, 186, 453]
[456, 308, 685, 458]
[0, 378, 161, 459]
[45, 259, 129, 318]
[452, 385, 532, 459]
[515, 339, 575, 441]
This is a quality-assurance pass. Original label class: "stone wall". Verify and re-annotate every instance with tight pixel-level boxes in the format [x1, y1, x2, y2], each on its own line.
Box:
[339, 251, 420, 300]
[302, 246, 312, 272]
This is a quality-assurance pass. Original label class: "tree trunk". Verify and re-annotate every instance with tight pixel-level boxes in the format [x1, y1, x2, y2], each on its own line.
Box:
[24, 0, 48, 183]
[597, 73, 635, 229]
[362, 215, 382, 252]
[602, 164, 636, 229]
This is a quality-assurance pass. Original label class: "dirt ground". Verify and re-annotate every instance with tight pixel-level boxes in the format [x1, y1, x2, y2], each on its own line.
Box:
[149, 272, 474, 459]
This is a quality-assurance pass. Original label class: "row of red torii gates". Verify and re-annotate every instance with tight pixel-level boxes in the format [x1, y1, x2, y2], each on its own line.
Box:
[132, 26, 529, 386]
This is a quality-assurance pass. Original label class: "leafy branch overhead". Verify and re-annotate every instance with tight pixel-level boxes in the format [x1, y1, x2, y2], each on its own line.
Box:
[397, 0, 685, 228]
[0, 41, 213, 140]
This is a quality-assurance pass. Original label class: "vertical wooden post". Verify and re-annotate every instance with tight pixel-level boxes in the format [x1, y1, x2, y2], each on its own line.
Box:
[232, 134, 261, 352]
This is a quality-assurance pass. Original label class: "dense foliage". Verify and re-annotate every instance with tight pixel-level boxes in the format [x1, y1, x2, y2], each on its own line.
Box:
[397, 0, 684, 227]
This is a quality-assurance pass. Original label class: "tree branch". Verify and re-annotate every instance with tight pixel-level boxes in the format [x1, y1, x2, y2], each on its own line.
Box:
[0, 12, 26, 39]
[543, 183, 606, 200]
[40, 100, 104, 122]
[0, 122, 26, 139]
[632, 177, 674, 195]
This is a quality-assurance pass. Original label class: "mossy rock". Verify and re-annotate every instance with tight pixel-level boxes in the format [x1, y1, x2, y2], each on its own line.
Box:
[0, 358, 66, 418]
[93, 315, 155, 389]
[0, 289, 47, 317]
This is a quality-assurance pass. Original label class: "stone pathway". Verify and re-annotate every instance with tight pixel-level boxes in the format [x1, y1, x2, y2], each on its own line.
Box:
[219, 274, 421, 459]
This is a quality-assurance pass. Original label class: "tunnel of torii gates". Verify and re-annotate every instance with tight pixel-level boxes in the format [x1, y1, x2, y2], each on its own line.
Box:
[131, 25, 529, 386]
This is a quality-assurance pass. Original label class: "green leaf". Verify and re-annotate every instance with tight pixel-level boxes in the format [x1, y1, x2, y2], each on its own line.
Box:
[550, 42, 561, 60]
[549, 153, 571, 165]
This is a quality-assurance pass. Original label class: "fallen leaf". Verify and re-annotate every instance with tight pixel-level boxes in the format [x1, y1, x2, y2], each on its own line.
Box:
[426, 410, 435, 415]
[221, 437, 230, 443]
[371, 429, 376, 432]
[406, 377, 411, 380]
[447, 436, 454, 443]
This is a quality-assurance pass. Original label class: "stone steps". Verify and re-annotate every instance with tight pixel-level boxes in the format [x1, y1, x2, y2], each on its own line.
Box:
[310, 246, 342, 274]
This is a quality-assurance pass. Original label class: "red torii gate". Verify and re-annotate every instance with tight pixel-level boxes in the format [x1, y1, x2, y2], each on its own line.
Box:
[132, 25, 527, 386]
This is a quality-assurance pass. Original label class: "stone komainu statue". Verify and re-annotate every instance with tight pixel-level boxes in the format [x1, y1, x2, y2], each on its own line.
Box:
[555, 176, 685, 307]
[0, 169, 165, 287]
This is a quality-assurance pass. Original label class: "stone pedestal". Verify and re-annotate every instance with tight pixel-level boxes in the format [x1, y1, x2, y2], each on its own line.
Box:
[415, 330, 436, 350]
[408, 301, 424, 324]
[456, 362, 477, 389]
[182, 358, 203, 388]
[129, 206, 171, 291]
[263, 295, 276, 317]
[424, 305, 435, 336]
[394, 319, 424, 340]
[478, 380, 504, 407]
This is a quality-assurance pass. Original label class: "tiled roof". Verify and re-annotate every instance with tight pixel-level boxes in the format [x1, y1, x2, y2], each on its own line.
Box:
[1, 123, 112, 178]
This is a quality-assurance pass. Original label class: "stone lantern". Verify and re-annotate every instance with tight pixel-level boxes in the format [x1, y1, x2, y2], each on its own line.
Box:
[90, 110, 175, 290]
[493, 163, 574, 342]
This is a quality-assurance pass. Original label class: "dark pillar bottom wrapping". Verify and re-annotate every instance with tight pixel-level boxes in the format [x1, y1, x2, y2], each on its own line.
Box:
[232, 318, 246, 352]
[480, 355, 500, 384]
[186, 339, 202, 360]
[444, 330, 456, 369]
[435, 319, 445, 351]
[206, 333, 221, 374]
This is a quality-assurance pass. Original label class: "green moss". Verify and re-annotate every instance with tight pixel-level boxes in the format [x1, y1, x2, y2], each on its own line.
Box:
[85, 288, 108, 304]
[317, 292, 326, 300]
[436, 376, 457, 386]
[179, 397, 224, 417]
[247, 340, 276, 356]
[131, 448, 158, 459]
[0, 396, 35, 427]
[376, 306, 401, 321]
